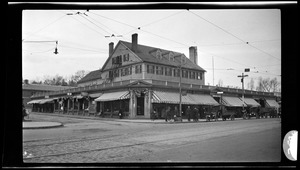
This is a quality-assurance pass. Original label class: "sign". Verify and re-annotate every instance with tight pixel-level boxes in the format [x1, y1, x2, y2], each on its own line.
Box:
[182, 90, 187, 96]
[245, 68, 250, 72]
[45, 95, 49, 99]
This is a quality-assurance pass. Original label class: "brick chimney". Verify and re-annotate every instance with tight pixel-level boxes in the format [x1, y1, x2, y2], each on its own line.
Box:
[189, 46, 198, 65]
[109, 42, 114, 57]
[24, 79, 29, 84]
[132, 33, 138, 52]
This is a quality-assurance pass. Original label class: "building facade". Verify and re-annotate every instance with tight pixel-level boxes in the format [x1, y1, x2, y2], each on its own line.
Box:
[28, 34, 279, 119]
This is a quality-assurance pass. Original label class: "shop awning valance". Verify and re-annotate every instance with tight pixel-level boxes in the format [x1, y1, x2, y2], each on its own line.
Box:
[265, 99, 280, 108]
[189, 94, 220, 106]
[152, 91, 196, 105]
[89, 93, 103, 98]
[95, 91, 130, 102]
[39, 98, 57, 104]
[241, 98, 261, 107]
[27, 99, 43, 104]
[222, 96, 246, 107]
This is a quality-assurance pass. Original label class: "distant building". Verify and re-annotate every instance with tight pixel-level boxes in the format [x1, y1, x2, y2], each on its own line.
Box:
[22, 79, 72, 110]
[29, 33, 278, 119]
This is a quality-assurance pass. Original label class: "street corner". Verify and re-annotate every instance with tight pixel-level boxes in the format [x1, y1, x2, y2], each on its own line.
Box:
[23, 121, 64, 129]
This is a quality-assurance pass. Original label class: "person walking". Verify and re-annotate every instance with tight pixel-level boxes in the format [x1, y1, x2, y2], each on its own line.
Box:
[186, 106, 192, 122]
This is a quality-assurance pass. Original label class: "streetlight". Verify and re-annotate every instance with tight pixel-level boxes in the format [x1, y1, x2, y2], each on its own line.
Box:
[217, 91, 223, 120]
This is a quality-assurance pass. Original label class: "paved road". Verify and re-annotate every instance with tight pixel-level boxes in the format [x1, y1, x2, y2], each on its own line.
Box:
[23, 113, 281, 163]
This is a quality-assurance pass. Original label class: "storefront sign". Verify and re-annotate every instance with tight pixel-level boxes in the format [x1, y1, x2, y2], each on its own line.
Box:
[81, 92, 88, 96]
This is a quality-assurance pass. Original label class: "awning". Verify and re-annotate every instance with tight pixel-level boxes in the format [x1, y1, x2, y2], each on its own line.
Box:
[189, 94, 220, 106]
[152, 91, 196, 105]
[89, 93, 103, 98]
[27, 99, 43, 104]
[39, 98, 57, 104]
[95, 91, 130, 102]
[265, 99, 280, 108]
[222, 96, 246, 107]
[74, 95, 83, 99]
[241, 98, 261, 107]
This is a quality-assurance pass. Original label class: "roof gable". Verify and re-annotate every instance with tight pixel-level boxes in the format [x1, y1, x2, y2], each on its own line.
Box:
[119, 40, 206, 72]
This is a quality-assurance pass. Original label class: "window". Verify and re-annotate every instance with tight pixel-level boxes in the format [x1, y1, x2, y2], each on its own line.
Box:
[147, 65, 155, 74]
[156, 66, 163, 75]
[196, 72, 203, 80]
[135, 65, 142, 74]
[156, 50, 162, 59]
[165, 67, 172, 76]
[113, 69, 119, 77]
[190, 71, 195, 79]
[123, 54, 129, 62]
[200, 72, 203, 80]
[121, 69, 125, 77]
[109, 71, 113, 78]
[182, 70, 188, 78]
[112, 55, 122, 64]
[174, 68, 180, 77]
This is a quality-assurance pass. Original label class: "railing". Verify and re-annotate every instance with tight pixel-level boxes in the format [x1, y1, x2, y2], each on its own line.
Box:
[31, 79, 274, 99]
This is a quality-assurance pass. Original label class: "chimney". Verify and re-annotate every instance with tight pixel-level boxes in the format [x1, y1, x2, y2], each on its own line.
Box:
[24, 79, 29, 84]
[109, 42, 114, 57]
[189, 46, 198, 65]
[132, 33, 138, 52]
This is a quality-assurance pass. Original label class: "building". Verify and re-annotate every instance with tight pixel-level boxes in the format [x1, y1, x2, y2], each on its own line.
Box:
[28, 33, 279, 119]
[22, 79, 72, 111]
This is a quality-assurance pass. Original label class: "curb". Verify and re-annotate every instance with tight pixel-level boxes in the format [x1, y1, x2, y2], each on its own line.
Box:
[23, 122, 64, 129]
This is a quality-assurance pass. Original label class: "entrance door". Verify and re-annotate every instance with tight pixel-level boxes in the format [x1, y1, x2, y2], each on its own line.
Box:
[136, 96, 144, 115]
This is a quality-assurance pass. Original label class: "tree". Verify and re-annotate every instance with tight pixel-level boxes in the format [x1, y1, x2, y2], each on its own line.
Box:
[247, 78, 255, 90]
[68, 70, 90, 86]
[256, 77, 281, 92]
[217, 79, 223, 87]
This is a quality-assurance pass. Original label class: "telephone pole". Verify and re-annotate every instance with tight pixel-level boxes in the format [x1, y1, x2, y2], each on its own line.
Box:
[238, 69, 249, 110]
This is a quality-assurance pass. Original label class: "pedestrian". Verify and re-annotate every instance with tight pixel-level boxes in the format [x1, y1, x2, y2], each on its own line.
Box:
[161, 107, 167, 121]
[166, 106, 171, 122]
[186, 106, 192, 122]
[174, 106, 178, 121]
[193, 107, 199, 122]
[118, 108, 123, 119]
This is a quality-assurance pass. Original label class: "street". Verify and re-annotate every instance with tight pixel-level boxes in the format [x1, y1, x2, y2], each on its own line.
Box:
[23, 113, 281, 163]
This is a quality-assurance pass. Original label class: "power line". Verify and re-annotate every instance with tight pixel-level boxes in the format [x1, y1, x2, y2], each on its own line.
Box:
[188, 10, 281, 61]
[141, 10, 185, 28]
[23, 14, 66, 41]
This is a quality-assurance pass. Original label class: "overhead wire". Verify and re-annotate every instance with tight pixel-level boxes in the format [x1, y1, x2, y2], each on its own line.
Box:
[23, 14, 67, 41]
[187, 10, 281, 61]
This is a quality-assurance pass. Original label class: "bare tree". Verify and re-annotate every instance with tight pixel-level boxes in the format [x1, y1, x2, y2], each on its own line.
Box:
[247, 78, 255, 90]
[217, 79, 223, 87]
[256, 77, 281, 92]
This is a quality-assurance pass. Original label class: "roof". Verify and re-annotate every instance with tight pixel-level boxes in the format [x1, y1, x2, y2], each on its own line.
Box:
[22, 84, 73, 91]
[119, 40, 206, 71]
[77, 69, 102, 84]
[78, 40, 206, 84]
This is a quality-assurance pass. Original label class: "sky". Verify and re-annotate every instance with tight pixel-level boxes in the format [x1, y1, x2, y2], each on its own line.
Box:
[22, 8, 281, 89]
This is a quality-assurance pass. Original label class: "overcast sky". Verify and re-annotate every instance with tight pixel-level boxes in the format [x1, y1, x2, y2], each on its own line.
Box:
[22, 8, 281, 89]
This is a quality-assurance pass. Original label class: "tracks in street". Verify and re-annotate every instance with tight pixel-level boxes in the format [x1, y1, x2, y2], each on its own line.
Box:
[23, 119, 280, 162]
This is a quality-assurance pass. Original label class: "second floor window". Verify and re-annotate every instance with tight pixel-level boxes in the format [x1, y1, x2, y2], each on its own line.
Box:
[156, 66, 163, 75]
[165, 67, 172, 76]
[123, 54, 129, 62]
[135, 65, 142, 74]
[174, 69, 180, 77]
[147, 65, 155, 74]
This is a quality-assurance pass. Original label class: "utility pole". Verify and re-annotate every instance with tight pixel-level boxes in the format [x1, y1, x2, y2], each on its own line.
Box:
[212, 56, 214, 86]
[237, 72, 248, 110]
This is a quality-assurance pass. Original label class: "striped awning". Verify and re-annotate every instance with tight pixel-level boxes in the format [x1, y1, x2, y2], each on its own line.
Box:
[189, 94, 219, 106]
[241, 98, 261, 107]
[95, 91, 130, 102]
[152, 91, 196, 104]
[265, 99, 280, 108]
[222, 96, 246, 107]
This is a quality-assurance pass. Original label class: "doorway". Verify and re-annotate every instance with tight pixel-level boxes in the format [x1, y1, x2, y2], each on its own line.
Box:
[136, 94, 145, 116]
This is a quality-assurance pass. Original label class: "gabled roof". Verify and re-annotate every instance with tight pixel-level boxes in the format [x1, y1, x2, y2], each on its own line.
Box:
[78, 40, 206, 84]
[22, 84, 73, 91]
[119, 40, 206, 71]
[77, 69, 102, 84]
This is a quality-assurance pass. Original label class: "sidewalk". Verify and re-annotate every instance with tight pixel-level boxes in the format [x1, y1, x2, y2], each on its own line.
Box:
[23, 120, 63, 129]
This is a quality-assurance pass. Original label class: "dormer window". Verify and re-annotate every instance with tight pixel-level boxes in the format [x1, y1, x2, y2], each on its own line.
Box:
[169, 52, 174, 61]
[156, 50, 162, 59]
